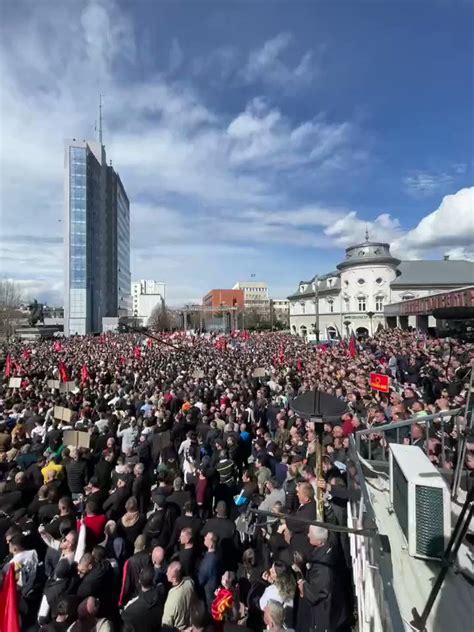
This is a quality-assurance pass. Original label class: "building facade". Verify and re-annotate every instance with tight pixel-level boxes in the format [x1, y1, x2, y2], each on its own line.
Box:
[288, 235, 474, 340]
[202, 289, 244, 310]
[64, 139, 131, 336]
[271, 299, 290, 326]
[232, 281, 270, 315]
[131, 280, 166, 325]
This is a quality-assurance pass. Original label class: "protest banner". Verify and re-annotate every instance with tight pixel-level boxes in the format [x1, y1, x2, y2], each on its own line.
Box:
[370, 372, 390, 393]
[8, 377, 22, 388]
[59, 381, 76, 393]
[63, 430, 90, 449]
[53, 406, 74, 422]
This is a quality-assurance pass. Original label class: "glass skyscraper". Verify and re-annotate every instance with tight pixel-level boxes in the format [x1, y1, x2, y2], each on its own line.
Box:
[64, 139, 131, 335]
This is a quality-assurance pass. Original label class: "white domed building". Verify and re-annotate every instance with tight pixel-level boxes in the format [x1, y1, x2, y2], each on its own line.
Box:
[288, 232, 474, 340]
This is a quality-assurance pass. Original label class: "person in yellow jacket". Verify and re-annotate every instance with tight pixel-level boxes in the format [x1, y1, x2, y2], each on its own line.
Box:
[41, 456, 64, 483]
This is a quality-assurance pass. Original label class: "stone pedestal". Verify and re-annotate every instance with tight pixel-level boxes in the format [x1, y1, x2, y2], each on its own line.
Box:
[15, 325, 62, 340]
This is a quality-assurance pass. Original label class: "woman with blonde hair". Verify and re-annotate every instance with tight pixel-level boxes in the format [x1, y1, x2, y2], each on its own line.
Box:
[259, 560, 296, 628]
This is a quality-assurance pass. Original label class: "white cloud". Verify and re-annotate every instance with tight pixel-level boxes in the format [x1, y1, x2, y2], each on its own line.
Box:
[443, 247, 474, 262]
[2, 1, 471, 307]
[227, 98, 354, 169]
[403, 170, 453, 197]
[242, 33, 317, 89]
[392, 187, 474, 257]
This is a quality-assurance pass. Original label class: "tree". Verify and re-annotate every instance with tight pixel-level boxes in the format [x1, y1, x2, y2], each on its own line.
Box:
[148, 297, 170, 331]
[0, 279, 22, 339]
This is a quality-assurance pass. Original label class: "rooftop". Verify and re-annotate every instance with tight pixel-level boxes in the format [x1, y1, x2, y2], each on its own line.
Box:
[393, 260, 474, 287]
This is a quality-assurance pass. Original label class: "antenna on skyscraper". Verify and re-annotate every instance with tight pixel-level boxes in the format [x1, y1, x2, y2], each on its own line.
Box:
[99, 93, 103, 145]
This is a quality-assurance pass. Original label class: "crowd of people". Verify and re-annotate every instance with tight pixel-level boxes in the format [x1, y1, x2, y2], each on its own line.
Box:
[0, 328, 472, 632]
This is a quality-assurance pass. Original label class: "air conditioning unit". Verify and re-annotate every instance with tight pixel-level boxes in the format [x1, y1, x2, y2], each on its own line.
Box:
[389, 444, 450, 560]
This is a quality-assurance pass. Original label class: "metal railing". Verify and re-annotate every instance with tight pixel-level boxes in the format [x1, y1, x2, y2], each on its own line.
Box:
[346, 436, 405, 632]
[354, 408, 464, 469]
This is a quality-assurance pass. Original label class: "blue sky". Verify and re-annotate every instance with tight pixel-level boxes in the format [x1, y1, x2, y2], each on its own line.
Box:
[1, 0, 473, 305]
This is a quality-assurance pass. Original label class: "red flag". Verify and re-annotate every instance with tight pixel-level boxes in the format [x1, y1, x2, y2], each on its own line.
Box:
[296, 358, 303, 372]
[4, 355, 12, 378]
[118, 559, 130, 607]
[146, 338, 153, 349]
[53, 341, 63, 353]
[0, 563, 21, 632]
[133, 346, 141, 359]
[81, 365, 90, 384]
[348, 334, 357, 359]
[58, 361, 70, 383]
[21, 349, 31, 362]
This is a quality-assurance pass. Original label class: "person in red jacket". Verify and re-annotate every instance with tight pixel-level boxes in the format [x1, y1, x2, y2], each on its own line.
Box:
[78, 500, 107, 548]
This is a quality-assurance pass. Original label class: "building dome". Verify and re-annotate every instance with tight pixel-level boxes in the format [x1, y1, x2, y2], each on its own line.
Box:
[337, 230, 401, 271]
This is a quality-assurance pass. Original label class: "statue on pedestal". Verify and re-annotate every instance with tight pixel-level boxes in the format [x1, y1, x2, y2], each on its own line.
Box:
[28, 299, 44, 327]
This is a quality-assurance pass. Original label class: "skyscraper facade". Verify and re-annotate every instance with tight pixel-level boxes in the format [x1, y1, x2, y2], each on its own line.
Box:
[64, 139, 131, 336]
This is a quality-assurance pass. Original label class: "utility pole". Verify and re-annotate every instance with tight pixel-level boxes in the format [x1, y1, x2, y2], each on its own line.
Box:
[313, 276, 320, 342]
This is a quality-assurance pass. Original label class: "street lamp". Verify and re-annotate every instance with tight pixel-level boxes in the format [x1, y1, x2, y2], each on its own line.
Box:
[312, 276, 320, 343]
[343, 319, 351, 338]
[366, 311, 375, 337]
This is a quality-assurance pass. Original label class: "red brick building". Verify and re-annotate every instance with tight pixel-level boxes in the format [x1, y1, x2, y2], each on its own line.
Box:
[202, 289, 244, 310]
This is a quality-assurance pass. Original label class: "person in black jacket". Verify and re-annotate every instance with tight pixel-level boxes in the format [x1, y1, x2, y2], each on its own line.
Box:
[285, 482, 317, 563]
[131, 463, 151, 515]
[121, 565, 164, 631]
[296, 525, 352, 632]
[103, 476, 129, 521]
[64, 448, 88, 498]
[120, 535, 152, 607]
[168, 500, 202, 552]
[76, 552, 116, 619]
[93, 450, 115, 490]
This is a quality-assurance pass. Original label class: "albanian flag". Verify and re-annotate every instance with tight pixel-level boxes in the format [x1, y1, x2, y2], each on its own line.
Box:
[296, 358, 303, 372]
[21, 349, 32, 362]
[81, 365, 90, 384]
[0, 563, 21, 632]
[58, 361, 70, 383]
[133, 346, 142, 359]
[4, 354, 12, 378]
[348, 333, 357, 359]
[53, 341, 63, 353]
[146, 338, 153, 349]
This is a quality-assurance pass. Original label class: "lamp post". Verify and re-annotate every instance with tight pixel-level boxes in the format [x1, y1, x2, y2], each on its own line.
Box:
[343, 319, 351, 338]
[366, 311, 375, 337]
[312, 276, 320, 343]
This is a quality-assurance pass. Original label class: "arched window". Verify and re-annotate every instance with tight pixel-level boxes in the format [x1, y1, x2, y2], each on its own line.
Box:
[300, 325, 307, 338]
[327, 299, 334, 313]
[327, 326, 337, 340]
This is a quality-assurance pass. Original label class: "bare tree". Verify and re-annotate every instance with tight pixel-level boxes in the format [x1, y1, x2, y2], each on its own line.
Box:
[0, 279, 22, 338]
[148, 297, 170, 331]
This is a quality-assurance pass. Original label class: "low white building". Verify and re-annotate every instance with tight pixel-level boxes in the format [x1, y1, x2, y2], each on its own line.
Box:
[288, 235, 474, 340]
[271, 299, 290, 326]
[232, 280, 270, 313]
[131, 280, 166, 325]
